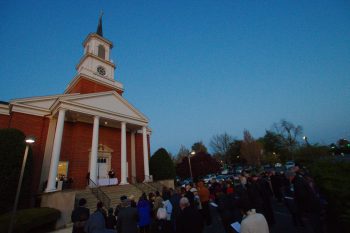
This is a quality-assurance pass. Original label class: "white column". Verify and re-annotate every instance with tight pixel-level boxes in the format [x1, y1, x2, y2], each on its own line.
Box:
[89, 116, 99, 186]
[131, 131, 136, 182]
[142, 126, 150, 182]
[45, 109, 66, 192]
[120, 122, 128, 184]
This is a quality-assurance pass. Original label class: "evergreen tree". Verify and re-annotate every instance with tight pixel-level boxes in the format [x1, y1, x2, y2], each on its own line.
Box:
[150, 148, 176, 181]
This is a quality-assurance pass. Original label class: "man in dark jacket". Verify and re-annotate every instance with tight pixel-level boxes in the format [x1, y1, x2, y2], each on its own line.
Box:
[292, 169, 322, 233]
[71, 198, 90, 233]
[176, 197, 203, 233]
[116, 196, 139, 233]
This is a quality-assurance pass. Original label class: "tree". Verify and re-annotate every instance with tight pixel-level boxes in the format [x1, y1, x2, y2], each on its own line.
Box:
[226, 140, 244, 165]
[259, 130, 285, 155]
[176, 151, 220, 179]
[272, 119, 303, 159]
[209, 132, 234, 164]
[174, 145, 190, 164]
[240, 130, 263, 166]
[258, 130, 288, 163]
[0, 128, 33, 214]
[149, 148, 176, 181]
[191, 141, 208, 154]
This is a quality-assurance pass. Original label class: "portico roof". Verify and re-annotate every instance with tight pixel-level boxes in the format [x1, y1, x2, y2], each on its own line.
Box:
[9, 91, 149, 127]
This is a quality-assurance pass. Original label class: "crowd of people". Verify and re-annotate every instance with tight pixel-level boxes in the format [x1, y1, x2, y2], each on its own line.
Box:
[71, 163, 325, 233]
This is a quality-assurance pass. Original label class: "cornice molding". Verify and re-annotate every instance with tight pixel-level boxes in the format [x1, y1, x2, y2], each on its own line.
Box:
[83, 33, 113, 48]
[76, 53, 116, 70]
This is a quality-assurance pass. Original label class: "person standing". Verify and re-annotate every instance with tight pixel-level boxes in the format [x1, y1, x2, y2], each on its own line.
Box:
[197, 181, 211, 226]
[150, 208, 173, 233]
[137, 193, 152, 233]
[116, 196, 139, 233]
[106, 208, 117, 230]
[169, 188, 181, 232]
[71, 198, 90, 233]
[238, 198, 269, 233]
[176, 197, 203, 233]
[153, 191, 164, 215]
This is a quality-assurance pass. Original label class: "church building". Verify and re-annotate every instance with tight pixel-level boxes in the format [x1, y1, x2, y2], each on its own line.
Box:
[0, 17, 151, 196]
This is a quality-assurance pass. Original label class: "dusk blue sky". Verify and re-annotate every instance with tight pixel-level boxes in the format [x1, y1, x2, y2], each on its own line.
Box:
[1, 1, 349, 155]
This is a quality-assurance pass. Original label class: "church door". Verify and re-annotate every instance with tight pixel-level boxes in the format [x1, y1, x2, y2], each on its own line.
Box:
[97, 157, 109, 178]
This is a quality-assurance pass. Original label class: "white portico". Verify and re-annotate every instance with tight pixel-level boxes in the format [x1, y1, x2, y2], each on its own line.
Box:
[40, 91, 150, 192]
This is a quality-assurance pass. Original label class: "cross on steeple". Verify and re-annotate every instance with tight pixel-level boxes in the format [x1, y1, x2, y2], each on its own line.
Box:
[96, 11, 104, 37]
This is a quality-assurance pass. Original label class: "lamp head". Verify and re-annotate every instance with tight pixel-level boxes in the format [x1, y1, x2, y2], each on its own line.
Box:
[25, 136, 36, 144]
[190, 151, 196, 155]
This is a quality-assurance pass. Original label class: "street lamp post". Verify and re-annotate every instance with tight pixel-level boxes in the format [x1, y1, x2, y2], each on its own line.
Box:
[188, 151, 195, 181]
[303, 136, 310, 146]
[8, 136, 35, 233]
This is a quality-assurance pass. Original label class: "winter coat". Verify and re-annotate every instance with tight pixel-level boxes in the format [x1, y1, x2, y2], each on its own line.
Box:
[137, 199, 152, 227]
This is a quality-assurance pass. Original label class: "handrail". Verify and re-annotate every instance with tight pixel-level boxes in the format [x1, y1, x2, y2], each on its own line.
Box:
[88, 178, 111, 209]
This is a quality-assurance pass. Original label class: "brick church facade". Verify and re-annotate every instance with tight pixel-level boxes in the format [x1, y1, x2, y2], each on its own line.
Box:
[0, 17, 151, 196]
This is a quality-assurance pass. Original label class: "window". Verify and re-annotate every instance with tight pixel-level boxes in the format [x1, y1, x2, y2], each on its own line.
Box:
[98, 45, 105, 59]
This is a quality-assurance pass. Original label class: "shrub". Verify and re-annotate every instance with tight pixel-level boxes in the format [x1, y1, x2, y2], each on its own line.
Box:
[309, 159, 350, 230]
[0, 207, 60, 233]
[0, 128, 33, 214]
[150, 148, 176, 181]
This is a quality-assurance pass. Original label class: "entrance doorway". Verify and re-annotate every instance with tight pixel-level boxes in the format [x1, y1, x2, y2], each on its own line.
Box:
[89, 144, 114, 179]
[97, 156, 109, 178]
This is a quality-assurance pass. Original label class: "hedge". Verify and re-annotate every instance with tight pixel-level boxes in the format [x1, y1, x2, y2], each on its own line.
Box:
[0, 207, 61, 233]
[309, 159, 350, 231]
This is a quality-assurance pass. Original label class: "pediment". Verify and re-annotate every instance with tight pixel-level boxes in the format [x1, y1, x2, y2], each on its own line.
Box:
[17, 98, 57, 109]
[62, 92, 148, 122]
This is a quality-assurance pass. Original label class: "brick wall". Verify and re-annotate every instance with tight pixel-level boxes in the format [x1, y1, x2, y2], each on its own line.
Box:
[135, 133, 145, 182]
[58, 122, 146, 189]
[8, 112, 50, 203]
[0, 114, 10, 128]
[68, 77, 123, 95]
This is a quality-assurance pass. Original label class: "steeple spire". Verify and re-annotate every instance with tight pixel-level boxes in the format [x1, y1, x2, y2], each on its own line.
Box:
[96, 11, 103, 37]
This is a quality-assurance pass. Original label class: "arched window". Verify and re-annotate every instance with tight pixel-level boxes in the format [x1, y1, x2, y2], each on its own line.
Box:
[98, 45, 105, 59]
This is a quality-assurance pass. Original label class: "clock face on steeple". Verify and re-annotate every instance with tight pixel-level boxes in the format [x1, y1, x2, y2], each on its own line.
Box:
[97, 66, 106, 76]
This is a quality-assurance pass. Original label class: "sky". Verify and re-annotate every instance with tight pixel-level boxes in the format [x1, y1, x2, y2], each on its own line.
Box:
[0, 0, 349, 155]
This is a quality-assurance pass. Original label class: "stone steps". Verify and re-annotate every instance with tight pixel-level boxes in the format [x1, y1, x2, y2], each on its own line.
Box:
[75, 182, 162, 212]
[75, 188, 99, 211]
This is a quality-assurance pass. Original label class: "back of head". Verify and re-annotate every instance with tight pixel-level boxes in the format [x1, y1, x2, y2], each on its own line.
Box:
[237, 197, 253, 214]
[97, 201, 103, 209]
[79, 198, 87, 207]
[179, 197, 190, 209]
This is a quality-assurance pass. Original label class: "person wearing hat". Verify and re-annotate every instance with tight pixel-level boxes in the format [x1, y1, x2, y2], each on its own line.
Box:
[116, 196, 139, 233]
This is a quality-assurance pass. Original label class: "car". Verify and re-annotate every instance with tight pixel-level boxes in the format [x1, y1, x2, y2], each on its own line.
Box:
[203, 174, 216, 183]
[215, 175, 227, 182]
[285, 161, 295, 170]
[275, 163, 282, 167]
[180, 178, 193, 186]
[235, 166, 243, 174]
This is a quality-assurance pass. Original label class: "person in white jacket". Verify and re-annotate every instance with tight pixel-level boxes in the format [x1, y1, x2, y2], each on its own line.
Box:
[162, 191, 173, 221]
[238, 198, 269, 233]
